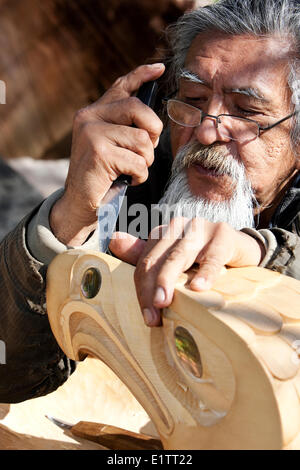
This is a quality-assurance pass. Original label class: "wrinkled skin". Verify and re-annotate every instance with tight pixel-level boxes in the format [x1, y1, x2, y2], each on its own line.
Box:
[51, 33, 300, 326]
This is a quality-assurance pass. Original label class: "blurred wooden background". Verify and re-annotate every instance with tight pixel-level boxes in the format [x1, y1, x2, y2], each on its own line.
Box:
[0, 0, 212, 160]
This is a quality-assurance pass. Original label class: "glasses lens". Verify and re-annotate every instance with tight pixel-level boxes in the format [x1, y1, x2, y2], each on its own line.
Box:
[219, 116, 259, 143]
[167, 100, 202, 127]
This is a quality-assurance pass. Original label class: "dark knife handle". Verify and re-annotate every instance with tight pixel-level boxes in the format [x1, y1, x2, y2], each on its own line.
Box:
[114, 174, 131, 185]
[115, 79, 159, 186]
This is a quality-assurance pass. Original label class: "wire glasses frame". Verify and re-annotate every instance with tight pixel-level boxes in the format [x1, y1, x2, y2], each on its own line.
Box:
[162, 97, 299, 143]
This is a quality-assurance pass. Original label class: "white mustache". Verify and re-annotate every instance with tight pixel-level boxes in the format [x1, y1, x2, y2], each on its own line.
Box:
[174, 141, 243, 181]
[159, 141, 258, 230]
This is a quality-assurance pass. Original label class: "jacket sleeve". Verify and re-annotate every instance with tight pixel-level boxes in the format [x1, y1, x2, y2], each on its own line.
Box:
[0, 209, 75, 403]
[242, 222, 300, 281]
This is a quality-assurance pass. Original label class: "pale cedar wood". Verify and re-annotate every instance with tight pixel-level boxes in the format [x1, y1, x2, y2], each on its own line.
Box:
[37, 249, 300, 450]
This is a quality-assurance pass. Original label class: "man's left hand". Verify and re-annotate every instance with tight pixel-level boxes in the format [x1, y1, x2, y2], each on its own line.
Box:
[109, 217, 265, 326]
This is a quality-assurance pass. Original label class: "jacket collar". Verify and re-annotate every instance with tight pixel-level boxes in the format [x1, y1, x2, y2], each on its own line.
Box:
[269, 171, 300, 229]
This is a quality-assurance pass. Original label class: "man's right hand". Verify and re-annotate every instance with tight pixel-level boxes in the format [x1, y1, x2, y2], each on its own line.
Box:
[50, 63, 165, 246]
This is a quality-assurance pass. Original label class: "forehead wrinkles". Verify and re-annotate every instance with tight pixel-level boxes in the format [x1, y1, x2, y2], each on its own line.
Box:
[186, 33, 294, 64]
[184, 33, 294, 91]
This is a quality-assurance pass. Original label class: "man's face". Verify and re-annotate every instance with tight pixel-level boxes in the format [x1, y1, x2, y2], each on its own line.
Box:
[169, 32, 299, 210]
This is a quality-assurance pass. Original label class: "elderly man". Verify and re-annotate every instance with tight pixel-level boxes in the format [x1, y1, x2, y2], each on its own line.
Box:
[1, 0, 300, 402]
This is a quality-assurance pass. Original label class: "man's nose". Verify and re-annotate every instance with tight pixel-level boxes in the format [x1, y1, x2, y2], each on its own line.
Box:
[194, 115, 232, 146]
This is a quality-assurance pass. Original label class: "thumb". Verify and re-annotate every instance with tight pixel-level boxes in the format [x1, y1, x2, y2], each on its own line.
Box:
[109, 232, 146, 266]
[100, 63, 165, 105]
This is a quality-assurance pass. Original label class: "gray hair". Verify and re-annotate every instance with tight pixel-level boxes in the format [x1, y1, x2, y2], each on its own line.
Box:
[166, 0, 300, 149]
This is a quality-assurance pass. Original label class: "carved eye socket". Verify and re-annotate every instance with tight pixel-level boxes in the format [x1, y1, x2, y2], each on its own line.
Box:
[174, 326, 203, 379]
[81, 268, 102, 299]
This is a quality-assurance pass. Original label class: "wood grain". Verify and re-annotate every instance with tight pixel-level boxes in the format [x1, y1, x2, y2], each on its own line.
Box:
[45, 250, 300, 450]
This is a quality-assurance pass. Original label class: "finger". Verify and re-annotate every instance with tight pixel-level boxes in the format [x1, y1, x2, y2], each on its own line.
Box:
[101, 99, 163, 146]
[106, 146, 149, 185]
[134, 219, 193, 326]
[189, 254, 225, 292]
[90, 141, 149, 186]
[110, 229, 169, 327]
[152, 218, 206, 308]
[73, 119, 155, 172]
[190, 226, 232, 291]
[81, 121, 155, 171]
[107, 124, 156, 167]
[69, 145, 150, 209]
[98, 63, 165, 105]
[109, 232, 146, 266]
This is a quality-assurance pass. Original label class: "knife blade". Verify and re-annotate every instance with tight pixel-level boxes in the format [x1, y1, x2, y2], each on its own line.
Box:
[97, 79, 158, 252]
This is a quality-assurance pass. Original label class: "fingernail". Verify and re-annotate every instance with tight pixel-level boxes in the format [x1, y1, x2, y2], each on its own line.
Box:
[154, 137, 160, 148]
[153, 286, 166, 306]
[191, 277, 211, 291]
[149, 63, 164, 69]
[143, 308, 157, 326]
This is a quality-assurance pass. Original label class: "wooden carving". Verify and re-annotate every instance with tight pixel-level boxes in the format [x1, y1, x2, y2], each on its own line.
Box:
[0, 357, 153, 450]
[46, 250, 300, 450]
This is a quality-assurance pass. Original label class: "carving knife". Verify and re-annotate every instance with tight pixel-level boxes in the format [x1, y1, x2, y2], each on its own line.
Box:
[97, 80, 158, 252]
[46, 415, 163, 450]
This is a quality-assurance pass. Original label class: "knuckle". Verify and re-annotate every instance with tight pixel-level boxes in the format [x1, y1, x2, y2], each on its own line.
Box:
[199, 253, 222, 271]
[73, 107, 89, 126]
[147, 150, 155, 166]
[94, 139, 108, 158]
[134, 155, 147, 171]
[167, 245, 186, 262]
[135, 128, 150, 146]
[153, 117, 163, 135]
[136, 254, 156, 275]
[111, 75, 125, 89]
[130, 96, 141, 107]
[135, 159, 148, 177]
[79, 121, 93, 137]
[136, 170, 149, 184]
[86, 137, 110, 163]
[131, 67, 140, 78]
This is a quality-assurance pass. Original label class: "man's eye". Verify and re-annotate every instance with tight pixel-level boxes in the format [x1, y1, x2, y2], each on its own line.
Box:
[235, 105, 258, 116]
[185, 96, 207, 102]
[185, 97, 207, 107]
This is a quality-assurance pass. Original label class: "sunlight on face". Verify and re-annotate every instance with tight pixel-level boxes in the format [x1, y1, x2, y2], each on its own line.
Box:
[159, 141, 256, 230]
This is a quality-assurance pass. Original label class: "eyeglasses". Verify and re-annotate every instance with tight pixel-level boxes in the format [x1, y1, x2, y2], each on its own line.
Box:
[162, 98, 298, 144]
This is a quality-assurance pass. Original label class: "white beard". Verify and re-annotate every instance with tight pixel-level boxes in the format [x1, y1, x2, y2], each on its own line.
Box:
[158, 141, 257, 230]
